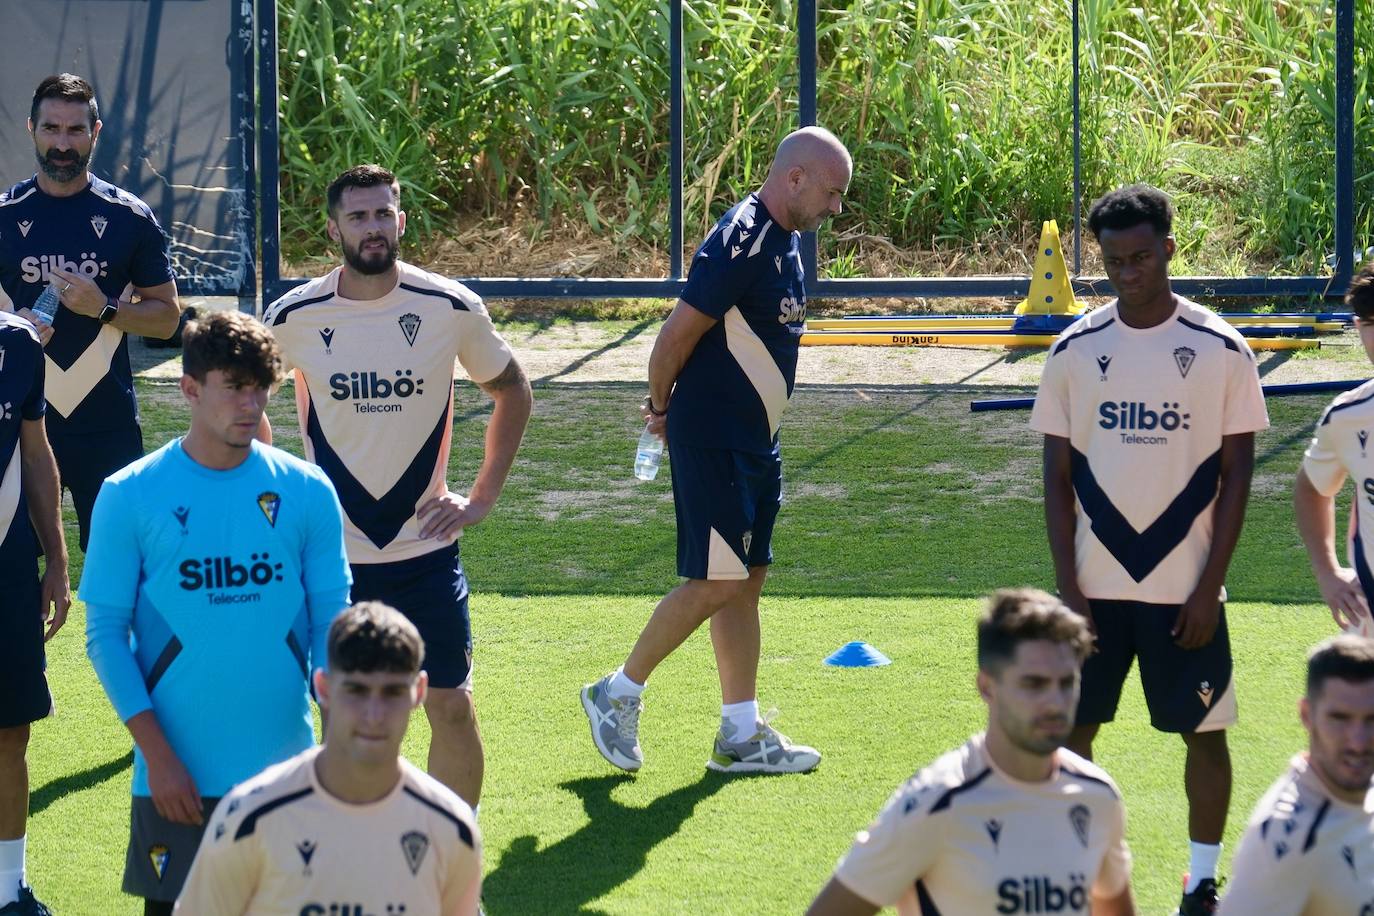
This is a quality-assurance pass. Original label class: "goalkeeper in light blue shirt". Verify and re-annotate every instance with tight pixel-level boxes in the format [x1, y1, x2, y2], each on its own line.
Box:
[80, 310, 351, 916]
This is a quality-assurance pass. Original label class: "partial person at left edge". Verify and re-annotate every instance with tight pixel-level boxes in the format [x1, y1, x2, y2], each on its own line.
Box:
[0, 313, 71, 915]
[0, 73, 180, 551]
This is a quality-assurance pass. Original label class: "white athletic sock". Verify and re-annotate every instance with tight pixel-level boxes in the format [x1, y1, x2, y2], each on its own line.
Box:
[0, 835, 25, 906]
[607, 667, 645, 701]
[721, 700, 759, 739]
[1186, 841, 1221, 891]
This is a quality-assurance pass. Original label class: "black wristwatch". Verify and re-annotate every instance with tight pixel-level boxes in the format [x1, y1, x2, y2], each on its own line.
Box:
[642, 394, 666, 416]
[98, 296, 119, 324]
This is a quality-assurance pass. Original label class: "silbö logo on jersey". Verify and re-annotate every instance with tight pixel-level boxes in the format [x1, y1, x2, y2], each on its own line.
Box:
[19, 253, 109, 283]
[179, 552, 284, 605]
[997, 873, 1088, 913]
[1098, 401, 1190, 446]
[329, 370, 424, 413]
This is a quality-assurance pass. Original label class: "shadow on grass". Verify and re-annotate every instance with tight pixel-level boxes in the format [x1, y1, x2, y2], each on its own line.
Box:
[30, 750, 133, 817]
[530, 318, 658, 386]
[482, 771, 733, 914]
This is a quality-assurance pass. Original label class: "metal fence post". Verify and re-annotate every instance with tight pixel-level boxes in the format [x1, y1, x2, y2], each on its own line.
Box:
[799, 0, 818, 284]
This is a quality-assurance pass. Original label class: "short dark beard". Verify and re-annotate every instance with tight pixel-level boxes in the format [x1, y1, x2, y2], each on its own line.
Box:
[342, 237, 398, 276]
[35, 147, 88, 184]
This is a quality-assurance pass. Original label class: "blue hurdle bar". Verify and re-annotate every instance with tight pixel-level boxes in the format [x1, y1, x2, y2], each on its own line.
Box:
[970, 380, 1368, 413]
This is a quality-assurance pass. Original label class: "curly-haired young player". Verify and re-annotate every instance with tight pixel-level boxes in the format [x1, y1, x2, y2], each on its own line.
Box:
[80, 311, 351, 915]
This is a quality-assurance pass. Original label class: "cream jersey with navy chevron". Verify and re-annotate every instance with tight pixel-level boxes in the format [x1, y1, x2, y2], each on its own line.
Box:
[0, 313, 45, 573]
[0, 175, 174, 431]
[1303, 380, 1374, 609]
[263, 263, 514, 564]
[833, 733, 1131, 915]
[668, 192, 805, 454]
[176, 747, 482, 916]
[1030, 297, 1269, 603]
[1219, 753, 1374, 915]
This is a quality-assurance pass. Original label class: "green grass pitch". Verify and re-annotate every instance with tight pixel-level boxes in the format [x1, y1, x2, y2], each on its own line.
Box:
[26, 368, 1345, 914]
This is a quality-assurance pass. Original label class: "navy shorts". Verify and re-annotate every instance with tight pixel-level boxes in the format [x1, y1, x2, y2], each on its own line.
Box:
[667, 440, 782, 580]
[0, 560, 51, 729]
[1077, 599, 1236, 734]
[48, 422, 143, 552]
[350, 543, 473, 689]
[124, 795, 220, 901]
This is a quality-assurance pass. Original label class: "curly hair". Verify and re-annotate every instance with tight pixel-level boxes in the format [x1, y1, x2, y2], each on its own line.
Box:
[181, 310, 282, 389]
[1087, 184, 1174, 239]
[976, 588, 1093, 674]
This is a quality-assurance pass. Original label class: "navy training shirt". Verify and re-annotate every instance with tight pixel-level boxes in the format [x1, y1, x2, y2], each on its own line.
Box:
[668, 193, 805, 454]
[0, 312, 46, 569]
[0, 175, 174, 434]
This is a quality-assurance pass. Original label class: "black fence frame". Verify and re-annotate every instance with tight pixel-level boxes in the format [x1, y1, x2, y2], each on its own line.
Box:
[257, 0, 1358, 305]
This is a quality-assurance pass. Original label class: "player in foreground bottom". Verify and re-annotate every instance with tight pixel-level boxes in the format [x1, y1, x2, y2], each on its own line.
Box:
[1218, 635, 1374, 914]
[806, 588, 1135, 916]
[175, 601, 482, 915]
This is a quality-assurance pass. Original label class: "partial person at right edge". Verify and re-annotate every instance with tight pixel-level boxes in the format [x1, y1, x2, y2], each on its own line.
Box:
[581, 126, 851, 777]
[0, 73, 180, 552]
[1031, 184, 1268, 915]
[806, 589, 1135, 916]
[1294, 261, 1374, 638]
[1218, 635, 1374, 914]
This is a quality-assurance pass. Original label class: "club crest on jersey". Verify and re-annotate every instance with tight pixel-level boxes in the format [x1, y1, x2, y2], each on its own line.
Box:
[148, 845, 170, 881]
[1173, 346, 1196, 378]
[1068, 804, 1091, 848]
[173, 506, 190, 535]
[17, 219, 32, 238]
[296, 839, 317, 875]
[319, 327, 335, 353]
[1361, 430, 1368, 456]
[398, 312, 421, 347]
[1197, 680, 1214, 708]
[400, 830, 430, 875]
[257, 492, 281, 528]
[90, 214, 108, 239]
[1096, 355, 1111, 380]
[985, 818, 1003, 851]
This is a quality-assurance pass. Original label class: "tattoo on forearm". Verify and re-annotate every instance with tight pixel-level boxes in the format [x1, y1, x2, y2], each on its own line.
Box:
[480, 359, 529, 394]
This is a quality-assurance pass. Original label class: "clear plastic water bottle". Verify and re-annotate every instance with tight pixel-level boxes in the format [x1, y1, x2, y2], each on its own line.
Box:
[634, 427, 664, 481]
[31, 281, 61, 324]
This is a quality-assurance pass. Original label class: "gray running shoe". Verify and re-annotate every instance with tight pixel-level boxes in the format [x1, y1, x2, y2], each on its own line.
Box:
[580, 674, 643, 771]
[707, 710, 821, 774]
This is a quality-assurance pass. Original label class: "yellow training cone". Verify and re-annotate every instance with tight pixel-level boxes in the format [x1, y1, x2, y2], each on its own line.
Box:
[1015, 220, 1087, 315]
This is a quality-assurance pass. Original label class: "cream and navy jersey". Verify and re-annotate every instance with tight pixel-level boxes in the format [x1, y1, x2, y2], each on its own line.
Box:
[833, 733, 1131, 915]
[667, 193, 805, 455]
[263, 263, 514, 565]
[176, 748, 482, 916]
[1219, 753, 1374, 915]
[80, 439, 351, 797]
[0, 175, 174, 432]
[1030, 297, 1269, 604]
[0, 313, 45, 576]
[1303, 381, 1374, 610]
